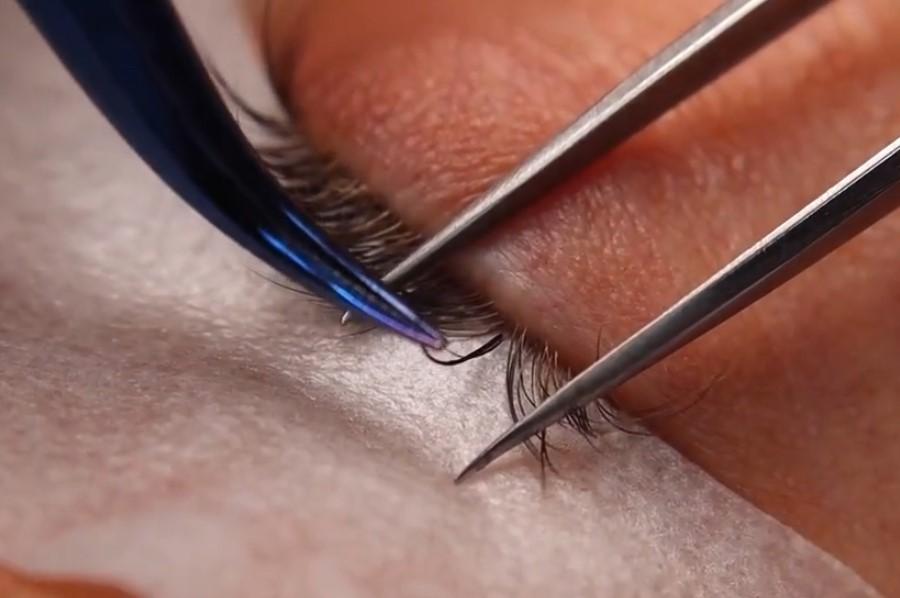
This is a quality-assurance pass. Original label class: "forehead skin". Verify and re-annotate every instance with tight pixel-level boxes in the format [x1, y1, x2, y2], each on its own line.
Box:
[0, 1, 885, 597]
[263, 0, 900, 593]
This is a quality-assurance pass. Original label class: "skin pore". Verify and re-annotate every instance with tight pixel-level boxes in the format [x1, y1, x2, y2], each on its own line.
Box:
[256, 0, 900, 593]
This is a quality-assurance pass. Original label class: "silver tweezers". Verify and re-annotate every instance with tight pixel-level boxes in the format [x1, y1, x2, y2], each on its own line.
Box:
[377, 0, 900, 480]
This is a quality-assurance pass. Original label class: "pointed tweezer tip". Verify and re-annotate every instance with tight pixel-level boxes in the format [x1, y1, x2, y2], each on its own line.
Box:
[397, 324, 445, 350]
[423, 330, 447, 350]
[454, 420, 531, 484]
[398, 315, 445, 349]
[342, 309, 445, 349]
[453, 456, 487, 484]
[456, 387, 578, 482]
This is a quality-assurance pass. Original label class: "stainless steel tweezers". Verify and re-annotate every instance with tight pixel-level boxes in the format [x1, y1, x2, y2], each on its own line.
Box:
[371, 0, 898, 480]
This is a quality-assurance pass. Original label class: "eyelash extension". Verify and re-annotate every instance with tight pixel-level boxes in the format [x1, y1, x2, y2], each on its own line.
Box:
[226, 9, 643, 466]
[227, 82, 716, 475]
[424, 333, 505, 365]
[258, 129, 503, 337]
[503, 329, 649, 468]
[243, 107, 647, 462]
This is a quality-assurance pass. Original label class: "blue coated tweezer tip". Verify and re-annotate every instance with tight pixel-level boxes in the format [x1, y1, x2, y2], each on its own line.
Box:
[18, 0, 444, 349]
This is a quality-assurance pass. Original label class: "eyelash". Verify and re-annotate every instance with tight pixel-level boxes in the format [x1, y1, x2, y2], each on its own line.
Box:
[221, 69, 640, 469]
[256, 109, 653, 461]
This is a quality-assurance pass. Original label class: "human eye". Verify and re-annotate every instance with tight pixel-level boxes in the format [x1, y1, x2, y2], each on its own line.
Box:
[253, 0, 900, 592]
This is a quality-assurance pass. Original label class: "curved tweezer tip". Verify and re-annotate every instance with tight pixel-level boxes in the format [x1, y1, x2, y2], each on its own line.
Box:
[18, 0, 444, 349]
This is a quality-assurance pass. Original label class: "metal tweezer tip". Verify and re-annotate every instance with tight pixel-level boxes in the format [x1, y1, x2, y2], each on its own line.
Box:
[455, 395, 573, 483]
[457, 136, 900, 483]
[454, 440, 505, 483]
[453, 440, 502, 483]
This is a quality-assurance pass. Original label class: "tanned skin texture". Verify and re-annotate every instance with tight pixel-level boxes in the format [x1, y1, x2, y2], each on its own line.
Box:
[255, 0, 900, 593]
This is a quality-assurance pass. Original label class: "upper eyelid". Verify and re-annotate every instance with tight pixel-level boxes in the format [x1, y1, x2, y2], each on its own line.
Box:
[241, 92, 631, 452]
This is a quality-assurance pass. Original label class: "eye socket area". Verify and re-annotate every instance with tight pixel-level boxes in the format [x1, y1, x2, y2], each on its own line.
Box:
[254, 0, 900, 593]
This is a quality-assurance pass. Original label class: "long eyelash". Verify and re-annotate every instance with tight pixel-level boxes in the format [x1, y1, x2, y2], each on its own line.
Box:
[221, 12, 638, 465]
[504, 329, 647, 462]
[245, 113, 645, 466]
[423, 333, 505, 365]
[257, 130, 504, 337]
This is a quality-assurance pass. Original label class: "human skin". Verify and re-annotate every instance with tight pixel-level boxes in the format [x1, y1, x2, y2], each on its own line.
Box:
[256, 0, 900, 593]
[0, 0, 890, 596]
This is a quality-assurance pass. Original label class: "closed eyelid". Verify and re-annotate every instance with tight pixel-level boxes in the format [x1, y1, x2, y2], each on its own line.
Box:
[237, 2, 638, 459]
[242, 66, 606, 441]
[252, 0, 900, 593]
[264, 0, 900, 378]
[267, 0, 900, 371]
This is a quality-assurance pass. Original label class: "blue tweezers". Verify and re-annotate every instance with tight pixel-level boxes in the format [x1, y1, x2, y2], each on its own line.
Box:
[18, 0, 444, 348]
